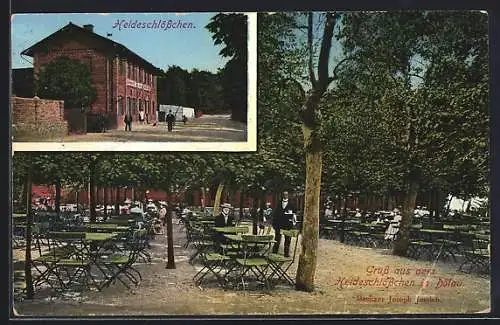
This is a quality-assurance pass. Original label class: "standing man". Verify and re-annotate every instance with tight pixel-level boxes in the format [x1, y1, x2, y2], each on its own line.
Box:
[272, 191, 296, 257]
[124, 113, 132, 131]
[166, 109, 175, 132]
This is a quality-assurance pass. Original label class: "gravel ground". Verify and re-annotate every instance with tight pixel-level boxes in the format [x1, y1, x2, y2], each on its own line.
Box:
[13, 220, 490, 317]
[15, 114, 247, 142]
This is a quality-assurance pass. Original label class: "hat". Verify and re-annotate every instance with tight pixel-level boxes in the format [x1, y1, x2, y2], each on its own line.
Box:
[221, 203, 232, 209]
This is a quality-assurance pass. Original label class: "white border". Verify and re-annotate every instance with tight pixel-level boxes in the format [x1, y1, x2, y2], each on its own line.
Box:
[12, 12, 257, 152]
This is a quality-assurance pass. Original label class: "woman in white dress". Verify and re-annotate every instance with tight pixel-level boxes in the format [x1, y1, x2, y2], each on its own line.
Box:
[384, 209, 402, 240]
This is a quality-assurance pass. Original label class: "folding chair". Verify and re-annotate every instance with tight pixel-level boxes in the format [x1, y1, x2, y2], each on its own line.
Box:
[193, 251, 231, 287]
[266, 229, 300, 286]
[51, 233, 100, 292]
[459, 236, 490, 275]
[99, 230, 142, 290]
[189, 226, 216, 264]
[134, 228, 151, 263]
[31, 231, 82, 292]
[235, 234, 274, 290]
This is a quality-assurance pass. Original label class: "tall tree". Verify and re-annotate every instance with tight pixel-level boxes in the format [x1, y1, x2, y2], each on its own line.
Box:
[338, 11, 488, 256]
[206, 13, 248, 122]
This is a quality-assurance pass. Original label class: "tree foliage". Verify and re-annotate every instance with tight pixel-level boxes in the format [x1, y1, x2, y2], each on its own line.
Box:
[36, 56, 96, 108]
[206, 13, 248, 122]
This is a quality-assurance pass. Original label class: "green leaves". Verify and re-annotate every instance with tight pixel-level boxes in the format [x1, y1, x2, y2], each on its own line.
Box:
[206, 13, 248, 122]
[36, 56, 96, 108]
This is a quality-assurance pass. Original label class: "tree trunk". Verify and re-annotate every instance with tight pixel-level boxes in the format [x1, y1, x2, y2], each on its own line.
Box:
[239, 190, 245, 220]
[55, 179, 61, 218]
[201, 186, 206, 208]
[89, 184, 96, 222]
[115, 187, 120, 215]
[103, 187, 108, 220]
[19, 180, 26, 211]
[24, 154, 34, 299]
[392, 180, 419, 256]
[213, 182, 224, 216]
[252, 193, 259, 235]
[296, 125, 322, 292]
[165, 197, 176, 269]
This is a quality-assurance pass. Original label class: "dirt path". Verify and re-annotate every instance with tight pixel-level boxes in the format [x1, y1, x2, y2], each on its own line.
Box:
[17, 114, 247, 142]
[13, 220, 490, 316]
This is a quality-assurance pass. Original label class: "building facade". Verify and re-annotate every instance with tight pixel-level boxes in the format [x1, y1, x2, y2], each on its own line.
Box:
[21, 22, 161, 130]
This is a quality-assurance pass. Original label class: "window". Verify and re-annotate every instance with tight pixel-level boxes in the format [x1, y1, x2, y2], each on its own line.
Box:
[86, 56, 93, 72]
[119, 60, 125, 75]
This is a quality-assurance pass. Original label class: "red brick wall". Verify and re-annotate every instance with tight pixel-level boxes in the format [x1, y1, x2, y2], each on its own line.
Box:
[32, 183, 277, 208]
[12, 96, 68, 131]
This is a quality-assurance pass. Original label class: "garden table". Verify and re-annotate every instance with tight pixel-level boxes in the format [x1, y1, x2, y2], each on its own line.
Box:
[221, 234, 276, 290]
[214, 226, 249, 234]
[85, 223, 130, 233]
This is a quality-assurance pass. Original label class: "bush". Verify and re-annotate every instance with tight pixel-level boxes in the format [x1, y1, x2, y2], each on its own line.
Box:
[86, 113, 108, 133]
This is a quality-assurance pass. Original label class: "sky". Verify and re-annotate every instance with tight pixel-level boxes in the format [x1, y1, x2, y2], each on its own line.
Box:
[11, 12, 230, 73]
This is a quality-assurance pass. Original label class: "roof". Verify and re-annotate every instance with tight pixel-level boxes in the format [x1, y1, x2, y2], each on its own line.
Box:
[21, 22, 162, 75]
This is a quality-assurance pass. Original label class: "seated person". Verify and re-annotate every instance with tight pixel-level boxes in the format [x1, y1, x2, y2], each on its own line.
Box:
[214, 203, 235, 246]
[215, 203, 235, 227]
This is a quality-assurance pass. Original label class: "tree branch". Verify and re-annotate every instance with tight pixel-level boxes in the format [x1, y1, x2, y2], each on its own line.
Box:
[329, 55, 356, 83]
[317, 12, 337, 90]
[407, 73, 425, 80]
[307, 12, 317, 87]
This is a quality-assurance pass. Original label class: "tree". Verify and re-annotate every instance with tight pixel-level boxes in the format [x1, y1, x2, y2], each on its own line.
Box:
[206, 13, 248, 122]
[258, 12, 349, 291]
[36, 56, 96, 108]
[337, 11, 488, 256]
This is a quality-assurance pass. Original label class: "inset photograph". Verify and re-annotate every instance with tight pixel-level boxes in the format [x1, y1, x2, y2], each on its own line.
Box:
[11, 12, 255, 151]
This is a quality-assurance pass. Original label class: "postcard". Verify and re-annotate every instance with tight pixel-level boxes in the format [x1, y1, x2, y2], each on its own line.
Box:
[10, 10, 491, 317]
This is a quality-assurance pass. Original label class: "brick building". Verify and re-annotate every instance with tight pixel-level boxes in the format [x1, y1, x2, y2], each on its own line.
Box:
[21, 22, 161, 130]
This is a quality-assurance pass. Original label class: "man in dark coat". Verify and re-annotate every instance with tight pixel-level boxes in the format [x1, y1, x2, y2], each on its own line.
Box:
[272, 191, 296, 257]
[215, 203, 235, 227]
[124, 113, 132, 131]
[166, 110, 175, 132]
[214, 203, 235, 246]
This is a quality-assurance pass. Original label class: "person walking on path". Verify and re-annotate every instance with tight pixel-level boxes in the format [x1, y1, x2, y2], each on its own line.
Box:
[166, 109, 175, 132]
[139, 109, 145, 125]
[124, 113, 132, 131]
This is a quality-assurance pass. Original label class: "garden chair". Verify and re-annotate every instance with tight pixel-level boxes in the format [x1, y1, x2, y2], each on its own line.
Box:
[50, 232, 100, 292]
[99, 229, 142, 290]
[189, 227, 216, 264]
[459, 235, 490, 275]
[407, 237, 436, 261]
[193, 250, 231, 288]
[234, 234, 274, 290]
[266, 229, 300, 286]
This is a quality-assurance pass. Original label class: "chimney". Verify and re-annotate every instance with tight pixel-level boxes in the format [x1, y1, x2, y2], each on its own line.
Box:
[83, 24, 94, 32]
